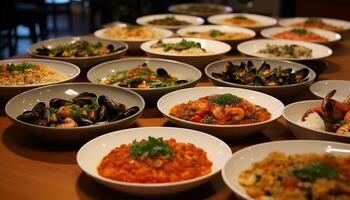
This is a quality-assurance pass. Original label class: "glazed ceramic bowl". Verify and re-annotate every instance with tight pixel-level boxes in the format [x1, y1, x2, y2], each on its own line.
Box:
[136, 14, 204, 30]
[309, 80, 350, 101]
[169, 3, 233, 17]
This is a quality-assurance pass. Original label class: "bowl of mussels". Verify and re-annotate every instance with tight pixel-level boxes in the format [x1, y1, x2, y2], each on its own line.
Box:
[5, 83, 145, 141]
[27, 36, 128, 70]
[205, 58, 316, 98]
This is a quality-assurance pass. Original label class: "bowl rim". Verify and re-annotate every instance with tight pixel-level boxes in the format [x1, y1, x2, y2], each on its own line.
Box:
[207, 13, 277, 28]
[27, 36, 128, 60]
[237, 38, 333, 61]
[309, 80, 350, 99]
[136, 13, 205, 29]
[168, 3, 233, 15]
[5, 82, 145, 131]
[157, 86, 284, 128]
[141, 37, 232, 57]
[86, 57, 202, 91]
[94, 26, 174, 42]
[0, 58, 81, 88]
[221, 139, 350, 200]
[278, 17, 350, 31]
[260, 27, 342, 43]
[76, 126, 232, 187]
[282, 99, 350, 139]
[176, 25, 256, 41]
[205, 57, 316, 89]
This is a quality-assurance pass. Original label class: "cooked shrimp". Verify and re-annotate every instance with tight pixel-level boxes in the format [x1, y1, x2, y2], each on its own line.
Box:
[225, 106, 245, 121]
[212, 106, 225, 120]
[58, 106, 72, 117]
[336, 123, 350, 135]
[344, 110, 350, 123]
[56, 117, 78, 128]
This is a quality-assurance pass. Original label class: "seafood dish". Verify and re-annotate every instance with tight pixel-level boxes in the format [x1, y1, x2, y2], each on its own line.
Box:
[98, 136, 212, 183]
[169, 93, 271, 125]
[185, 29, 252, 40]
[258, 44, 312, 58]
[301, 90, 350, 135]
[102, 26, 164, 40]
[273, 28, 329, 42]
[174, 4, 223, 14]
[0, 62, 68, 86]
[224, 15, 259, 26]
[291, 18, 345, 31]
[239, 151, 350, 200]
[16, 92, 140, 128]
[98, 63, 188, 88]
[34, 41, 124, 57]
[150, 39, 210, 55]
[147, 16, 191, 26]
[211, 60, 310, 86]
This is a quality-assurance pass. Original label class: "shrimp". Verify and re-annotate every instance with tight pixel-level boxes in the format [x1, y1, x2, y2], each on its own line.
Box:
[58, 106, 72, 117]
[225, 106, 245, 122]
[344, 110, 350, 123]
[56, 117, 78, 128]
[336, 123, 350, 135]
[212, 106, 225, 120]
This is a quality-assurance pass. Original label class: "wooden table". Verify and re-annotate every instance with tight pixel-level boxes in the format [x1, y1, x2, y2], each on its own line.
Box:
[1, 33, 350, 200]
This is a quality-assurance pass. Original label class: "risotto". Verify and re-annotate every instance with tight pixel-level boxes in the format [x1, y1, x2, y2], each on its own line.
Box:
[0, 62, 68, 86]
[102, 26, 164, 40]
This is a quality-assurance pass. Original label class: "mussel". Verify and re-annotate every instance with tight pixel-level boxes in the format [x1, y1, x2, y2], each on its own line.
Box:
[50, 98, 71, 109]
[112, 106, 140, 121]
[72, 92, 97, 107]
[156, 68, 171, 79]
[17, 111, 40, 123]
[98, 95, 126, 116]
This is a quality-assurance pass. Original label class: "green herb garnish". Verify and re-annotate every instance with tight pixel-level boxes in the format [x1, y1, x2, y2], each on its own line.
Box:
[291, 28, 308, 35]
[130, 137, 173, 159]
[69, 104, 87, 118]
[291, 160, 338, 182]
[6, 62, 35, 72]
[234, 15, 247, 20]
[208, 93, 241, 105]
[209, 29, 225, 37]
[305, 17, 319, 24]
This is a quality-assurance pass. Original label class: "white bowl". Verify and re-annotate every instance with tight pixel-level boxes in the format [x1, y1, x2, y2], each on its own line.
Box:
[136, 14, 204, 30]
[141, 37, 231, 70]
[310, 80, 350, 101]
[168, 3, 233, 17]
[76, 127, 232, 196]
[94, 25, 173, 51]
[5, 83, 145, 142]
[205, 58, 316, 98]
[222, 140, 350, 200]
[87, 58, 202, 104]
[279, 17, 350, 32]
[237, 39, 333, 61]
[0, 59, 80, 100]
[283, 100, 350, 142]
[157, 87, 284, 139]
[177, 25, 256, 47]
[260, 27, 341, 44]
[208, 13, 277, 30]
[27, 36, 127, 70]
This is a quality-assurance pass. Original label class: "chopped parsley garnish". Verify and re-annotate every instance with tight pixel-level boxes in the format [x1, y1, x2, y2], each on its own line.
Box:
[6, 62, 35, 72]
[305, 17, 319, 23]
[69, 104, 87, 118]
[291, 28, 308, 35]
[209, 29, 225, 37]
[291, 160, 338, 182]
[234, 15, 247, 20]
[130, 137, 173, 159]
[208, 93, 241, 105]
[154, 39, 203, 52]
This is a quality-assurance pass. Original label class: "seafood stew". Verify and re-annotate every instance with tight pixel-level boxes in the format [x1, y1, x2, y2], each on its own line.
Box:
[291, 18, 345, 31]
[273, 28, 329, 42]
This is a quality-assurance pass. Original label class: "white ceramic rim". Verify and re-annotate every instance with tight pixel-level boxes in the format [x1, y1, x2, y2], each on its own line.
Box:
[278, 17, 350, 31]
[309, 80, 350, 99]
[136, 13, 205, 29]
[207, 13, 277, 28]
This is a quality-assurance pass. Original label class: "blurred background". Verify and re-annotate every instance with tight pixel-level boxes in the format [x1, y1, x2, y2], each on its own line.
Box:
[1, 0, 349, 58]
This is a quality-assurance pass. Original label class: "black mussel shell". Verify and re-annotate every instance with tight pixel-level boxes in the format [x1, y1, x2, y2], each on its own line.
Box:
[17, 111, 40, 124]
[32, 102, 46, 116]
[252, 76, 264, 86]
[98, 95, 126, 116]
[33, 118, 49, 126]
[243, 68, 257, 84]
[279, 68, 292, 76]
[257, 62, 271, 76]
[74, 117, 93, 126]
[175, 80, 188, 85]
[265, 74, 282, 86]
[112, 106, 140, 121]
[295, 68, 309, 82]
[50, 98, 71, 109]
[107, 44, 114, 52]
[286, 73, 297, 84]
[247, 60, 254, 69]
[156, 68, 171, 79]
[35, 46, 51, 56]
[94, 105, 107, 122]
[72, 92, 97, 106]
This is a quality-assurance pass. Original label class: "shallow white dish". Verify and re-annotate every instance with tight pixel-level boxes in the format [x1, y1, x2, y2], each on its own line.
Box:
[94, 25, 173, 51]
[0, 59, 80, 100]
[27, 36, 127, 70]
[157, 87, 284, 138]
[5, 83, 145, 141]
[310, 80, 350, 101]
[141, 37, 231, 69]
[283, 100, 350, 142]
[77, 127, 232, 196]
[136, 14, 204, 30]
[222, 140, 350, 200]
[237, 39, 333, 61]
[279, 17, 350, 32]
[168, 3, 232, 17]
[177, 25, 256, 46]
[260, 27, 341, 44]
[205, 57, 316, 98]
[87, 58, 202, 104]
[207, 13, 277, 29]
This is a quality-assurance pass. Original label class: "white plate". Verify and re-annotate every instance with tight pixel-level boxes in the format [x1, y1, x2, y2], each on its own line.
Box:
[283, 100, 350, 142]
[0, 59, 80, 100]
[136, 14, 204, 30]
[77, 127, 232, 196]
[177, 25, 255, 46]
[222, 140, 350, 200]
[168, 3, 232, 17]
[279, 17, 350, 32]
[310, 80, 350, 101]
[141, 37, 231, 69]
[157, 87, 284, 138]
[237, 39, 333, 61]
[208, 13, 277, 29]
[260, 27, 341, 44]
[94, 25, 173, 50]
